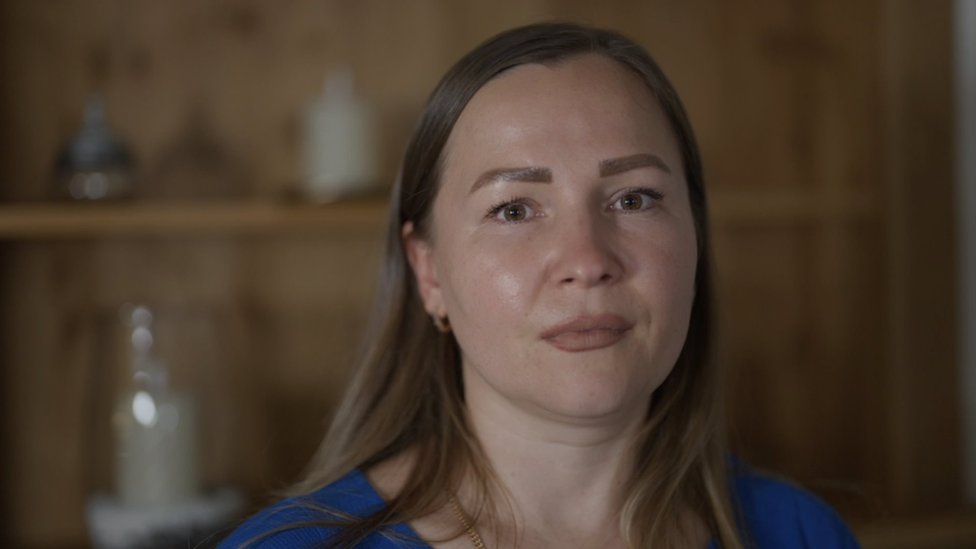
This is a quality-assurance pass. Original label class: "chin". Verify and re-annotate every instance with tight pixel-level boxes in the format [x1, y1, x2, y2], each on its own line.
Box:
[528, 379, 654, 424]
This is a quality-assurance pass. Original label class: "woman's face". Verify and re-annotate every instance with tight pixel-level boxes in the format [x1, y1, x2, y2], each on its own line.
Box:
[405, 54, 698, 424]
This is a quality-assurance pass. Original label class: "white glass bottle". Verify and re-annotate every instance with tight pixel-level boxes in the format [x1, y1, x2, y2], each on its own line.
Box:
[300, 67, 379, 201]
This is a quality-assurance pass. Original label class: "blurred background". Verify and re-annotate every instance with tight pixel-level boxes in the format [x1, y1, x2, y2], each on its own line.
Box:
[0, 0, 974, 547]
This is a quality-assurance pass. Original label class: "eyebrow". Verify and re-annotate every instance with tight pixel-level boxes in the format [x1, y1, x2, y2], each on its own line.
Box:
[470, 166, 552, 194]
[469, 153, 671, 195]
[599, 153, 672, 177]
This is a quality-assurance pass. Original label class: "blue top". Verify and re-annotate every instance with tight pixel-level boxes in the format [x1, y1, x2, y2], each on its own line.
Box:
[217, 466, 860, 548]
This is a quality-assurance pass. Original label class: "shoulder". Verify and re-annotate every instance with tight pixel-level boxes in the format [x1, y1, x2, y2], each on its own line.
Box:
[215, 469, 421, 549]
[731, 466, 861, 549]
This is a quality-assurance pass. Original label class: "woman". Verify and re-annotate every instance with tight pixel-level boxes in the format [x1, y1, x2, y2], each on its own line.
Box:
[219, 22, 859, 548]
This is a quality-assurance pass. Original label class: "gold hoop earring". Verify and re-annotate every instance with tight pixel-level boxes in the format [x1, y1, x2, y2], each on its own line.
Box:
[433, 315, 451, 333]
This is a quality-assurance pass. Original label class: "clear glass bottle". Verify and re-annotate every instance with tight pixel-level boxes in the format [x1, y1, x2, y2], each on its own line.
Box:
[54, 95, 135, 201]
[112, 304, 200, 506]
[86, 303, 244, 549]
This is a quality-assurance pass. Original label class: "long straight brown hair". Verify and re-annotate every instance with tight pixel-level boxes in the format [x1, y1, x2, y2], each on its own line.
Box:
[292, 22, 745, 549]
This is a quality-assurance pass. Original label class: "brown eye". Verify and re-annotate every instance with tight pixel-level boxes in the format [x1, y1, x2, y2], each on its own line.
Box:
[611, 188, 662, 212]
[503, 204, 527, 221]
[620, 193, 643, 210]
[486, 198, 539, 223]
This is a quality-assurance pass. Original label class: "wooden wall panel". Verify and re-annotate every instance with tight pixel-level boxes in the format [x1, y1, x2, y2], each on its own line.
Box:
[0, 0, 962, 546]
[0, 231, 384, 546]
[0, 0, 559, 202]
[714, 217, 889, 517]
[881, 0, 960, 512]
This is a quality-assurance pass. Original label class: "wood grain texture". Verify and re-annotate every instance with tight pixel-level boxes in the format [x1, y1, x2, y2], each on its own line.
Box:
[881, 0, 960, 513]
[0, 200, 390, 238]
[0, 0, 960, 546]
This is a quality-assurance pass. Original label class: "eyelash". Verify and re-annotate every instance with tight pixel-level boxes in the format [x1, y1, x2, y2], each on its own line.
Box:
[486, 196, 536, 222]
[484, 187, 664, 223]
[611, 187, 665, 212]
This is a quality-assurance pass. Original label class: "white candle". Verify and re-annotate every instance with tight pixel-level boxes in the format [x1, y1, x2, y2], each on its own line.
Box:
[113, 389, 199, 507]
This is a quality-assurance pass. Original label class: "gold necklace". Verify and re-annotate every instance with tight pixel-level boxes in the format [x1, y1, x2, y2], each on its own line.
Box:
[448, 494, 487, 549]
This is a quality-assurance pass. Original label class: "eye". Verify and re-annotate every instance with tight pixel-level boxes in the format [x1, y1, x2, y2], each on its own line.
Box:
[610, 188, 663, 212]
[487, 198, 537, 223]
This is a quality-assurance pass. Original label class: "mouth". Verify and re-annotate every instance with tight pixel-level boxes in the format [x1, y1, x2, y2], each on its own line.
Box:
[540, 314, 633, 353]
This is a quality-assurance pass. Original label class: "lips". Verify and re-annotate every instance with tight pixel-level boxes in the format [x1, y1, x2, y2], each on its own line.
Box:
[540, 314, 633, 352]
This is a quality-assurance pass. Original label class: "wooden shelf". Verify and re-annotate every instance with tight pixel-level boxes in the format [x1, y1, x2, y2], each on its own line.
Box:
[0, 199, 390, 239]
[0, 189, 877, 240]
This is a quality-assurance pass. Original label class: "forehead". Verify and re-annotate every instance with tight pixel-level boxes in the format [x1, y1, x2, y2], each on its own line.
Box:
[442, 53, 680, 179]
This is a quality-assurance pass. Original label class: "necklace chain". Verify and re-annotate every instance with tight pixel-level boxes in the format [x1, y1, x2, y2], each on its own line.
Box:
[448, 494, 487, 549]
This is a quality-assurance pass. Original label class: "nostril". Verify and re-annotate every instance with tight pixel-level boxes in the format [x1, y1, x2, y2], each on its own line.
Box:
[559, 271, 615, 286]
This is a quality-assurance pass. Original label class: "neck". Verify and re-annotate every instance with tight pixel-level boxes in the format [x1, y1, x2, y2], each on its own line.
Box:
[460, 374, 648, 548]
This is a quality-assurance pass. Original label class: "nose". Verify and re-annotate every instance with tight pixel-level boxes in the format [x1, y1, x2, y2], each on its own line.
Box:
[549, 212, 624, 288]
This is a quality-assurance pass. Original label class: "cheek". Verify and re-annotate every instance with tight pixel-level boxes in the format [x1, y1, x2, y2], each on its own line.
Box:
[632, 228, 698, 325]
[493, 270, 523, 306]
[656, 242, 697, 299]
[440, 237, 537, 328]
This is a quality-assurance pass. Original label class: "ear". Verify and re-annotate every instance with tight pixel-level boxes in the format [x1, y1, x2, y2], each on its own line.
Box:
[402, 221, 446, 318]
